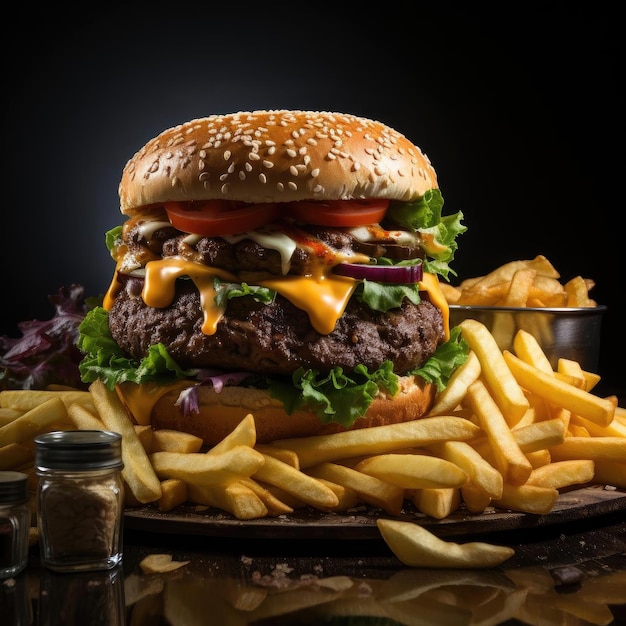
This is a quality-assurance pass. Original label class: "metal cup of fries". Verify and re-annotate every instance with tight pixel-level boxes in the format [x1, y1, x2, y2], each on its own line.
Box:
[442, 255, 606, 372]
[449, 305, 606, 372]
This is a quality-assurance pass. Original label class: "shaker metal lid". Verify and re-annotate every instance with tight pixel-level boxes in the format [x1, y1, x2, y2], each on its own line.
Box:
[34, 430, 124, 471]
[0, 471, 28, 503]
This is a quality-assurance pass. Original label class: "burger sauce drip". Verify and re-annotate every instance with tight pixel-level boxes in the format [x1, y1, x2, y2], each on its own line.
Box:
[142, 259, 238, 335]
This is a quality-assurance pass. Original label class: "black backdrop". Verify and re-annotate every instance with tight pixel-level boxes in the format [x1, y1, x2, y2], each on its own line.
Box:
[3, 4, 623, 398]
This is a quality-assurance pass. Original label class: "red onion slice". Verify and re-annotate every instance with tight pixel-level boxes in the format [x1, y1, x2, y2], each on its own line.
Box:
[333, 263, 423, 283]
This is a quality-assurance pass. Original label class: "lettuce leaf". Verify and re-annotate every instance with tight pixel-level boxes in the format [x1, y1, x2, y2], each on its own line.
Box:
[386, 189, 466, 281]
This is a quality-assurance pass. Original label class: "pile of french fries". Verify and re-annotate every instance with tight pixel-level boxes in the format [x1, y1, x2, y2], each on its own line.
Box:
[1, 318, 624, 568]
[440, 255, 597, 307]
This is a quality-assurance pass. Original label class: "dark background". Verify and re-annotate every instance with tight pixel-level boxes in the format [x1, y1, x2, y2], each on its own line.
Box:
[3, 4, 623, 399]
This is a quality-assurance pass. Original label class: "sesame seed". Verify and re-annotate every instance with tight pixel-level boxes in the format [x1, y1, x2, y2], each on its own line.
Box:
[263, 160, 274, 168]
[289, 165, 298, 176]
[277, 182, 285, 191]
[259, 173, 267, 183]
[249, 152, 260, 160]
[221, 183, 230, 194]
[286, 149, 297, 158]
[239, 171, 246, 180]
[223, 150, 231, 160]
[288, 181, 298, 191]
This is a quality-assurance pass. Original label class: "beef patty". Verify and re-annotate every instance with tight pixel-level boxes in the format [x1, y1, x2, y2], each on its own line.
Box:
[108, 278, 444, 378]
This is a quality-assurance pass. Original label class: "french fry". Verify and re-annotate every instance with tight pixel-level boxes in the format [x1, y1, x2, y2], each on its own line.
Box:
[525, 459, 595, 490]
[89, 379, 162, 503]
[513, 329, 553, 375]
[565, 275, 596, 307]
[465, 380, 532, 485]
[557, 358, 601, 392]
[459, 319, 529, 426]
[439, 282, 462, 303]
[429, 350, 481, 416]
[0, 442, 34, 470]
[502, 268, 536, 306]
[592, 460, 626, 488]
[152, 429, 204, 453]
[428, 440, 503, 499]
[0, 397, 67, 447]
[67, 403, 105, 431]
[134, 424, 155, 454]
[354, 453, 468, 490]
[493, 483, 558, 515]
[549, 437, 626, 463]
[570, 413, 626, 438]
[0, 408, 23, 426]
[507, 418, 566, 453]
[0, 389, 92, 411]
[376, 519, 515, 568]
[273, 416, 480, 468]
[252, 453, 338, 509]
[503, 351, 615, 427]
[525, 449, 551, 469]
[307, 462, 404, 515]
[187, 481, 268, 520]
[206, 413, 256, 455]
[315, 478, 360, 511]
[461, 483, 492, 513]
[151, 446, 265, 487]
[238, 477, 294, 516]
[411, 487, 461, 519]
[158, 478, 188, 512]
[254, 444, 299, 468]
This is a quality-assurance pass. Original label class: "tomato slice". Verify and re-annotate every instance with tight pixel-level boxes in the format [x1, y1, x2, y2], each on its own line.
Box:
[164, 200, 278, 237]
[287, 199, 389, 227]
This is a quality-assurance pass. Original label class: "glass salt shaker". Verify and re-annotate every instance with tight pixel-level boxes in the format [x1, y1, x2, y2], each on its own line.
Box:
[34, 430, 124, 573]
[0, 471, 31, 579]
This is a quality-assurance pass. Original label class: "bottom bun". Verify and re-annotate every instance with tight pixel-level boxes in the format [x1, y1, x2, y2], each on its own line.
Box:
[151, 375, 436, 446]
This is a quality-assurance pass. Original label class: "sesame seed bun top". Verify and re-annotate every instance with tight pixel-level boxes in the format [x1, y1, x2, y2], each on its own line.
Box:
[118, 110, 439, 214]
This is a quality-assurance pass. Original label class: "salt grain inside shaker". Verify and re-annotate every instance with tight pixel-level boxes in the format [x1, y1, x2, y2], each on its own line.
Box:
[0, 471, 31, 579]
[35, 430, 124, 572]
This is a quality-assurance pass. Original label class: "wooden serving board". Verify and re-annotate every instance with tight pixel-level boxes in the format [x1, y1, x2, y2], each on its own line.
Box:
[124, 484, 626, 540]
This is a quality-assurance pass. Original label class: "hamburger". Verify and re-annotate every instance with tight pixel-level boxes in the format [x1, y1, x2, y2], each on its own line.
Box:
[78, 110, 467, 445]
